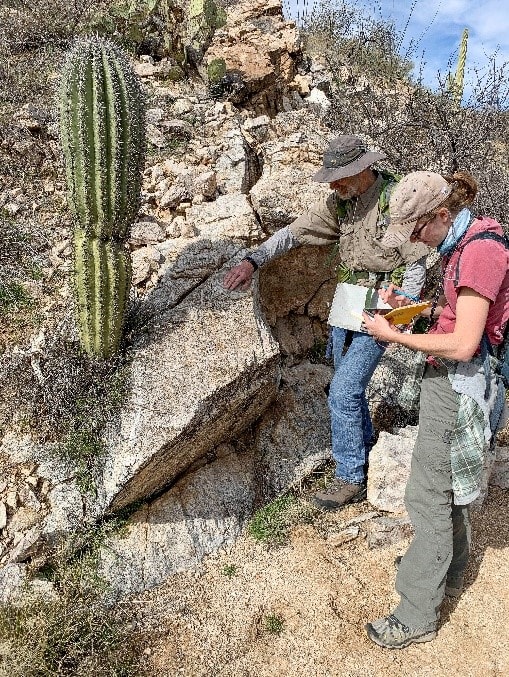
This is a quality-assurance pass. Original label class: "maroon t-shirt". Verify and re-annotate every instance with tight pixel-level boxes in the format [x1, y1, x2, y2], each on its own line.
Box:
[430, 216, 509, 345]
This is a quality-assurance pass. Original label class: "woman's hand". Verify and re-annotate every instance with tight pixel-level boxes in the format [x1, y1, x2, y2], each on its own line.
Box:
[379, 283, 411, 308]
[362, 311, 400, 343]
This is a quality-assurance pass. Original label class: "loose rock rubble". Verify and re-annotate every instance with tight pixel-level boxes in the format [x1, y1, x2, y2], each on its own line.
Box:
[1, 0, 507, 606]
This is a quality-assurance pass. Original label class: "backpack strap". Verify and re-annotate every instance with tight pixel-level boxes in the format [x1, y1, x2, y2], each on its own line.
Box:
[453, 230, 509, 397]
[454, 230, 509, 347]
[453, 231, 509, 286]
[378, 172, 399, 222]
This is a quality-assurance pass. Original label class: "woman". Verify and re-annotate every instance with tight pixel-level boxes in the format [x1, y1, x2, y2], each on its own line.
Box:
[362, 170, 509, 649]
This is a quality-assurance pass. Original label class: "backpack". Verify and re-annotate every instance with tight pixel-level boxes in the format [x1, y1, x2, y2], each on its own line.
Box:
[454, 230, 509, 387]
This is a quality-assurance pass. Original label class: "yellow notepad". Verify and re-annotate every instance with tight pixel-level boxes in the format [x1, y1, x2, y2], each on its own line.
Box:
[365, 302, 430, 325]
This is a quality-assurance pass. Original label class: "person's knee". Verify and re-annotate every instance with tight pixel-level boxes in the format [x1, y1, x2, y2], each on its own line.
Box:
[328, 384, 363, 411]
[330, 366, 366, 398]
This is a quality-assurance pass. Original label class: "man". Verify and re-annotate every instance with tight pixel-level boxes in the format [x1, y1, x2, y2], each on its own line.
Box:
[224, 135, 428, 508]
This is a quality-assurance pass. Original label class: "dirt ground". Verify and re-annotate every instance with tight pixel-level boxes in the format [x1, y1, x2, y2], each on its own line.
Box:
[130, 487, 509, 677]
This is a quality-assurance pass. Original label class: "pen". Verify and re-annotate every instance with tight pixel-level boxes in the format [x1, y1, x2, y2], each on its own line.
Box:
[381, 285, 420, 303]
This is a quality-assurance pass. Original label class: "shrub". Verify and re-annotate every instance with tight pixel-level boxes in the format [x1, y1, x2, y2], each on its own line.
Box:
[302, 0, 413, 84]
[301, 0, 509, 224]
[0, 216, 47, 352]
[0, 529, 143, 677]
[247, 494, 316, 547]
[0, 326, 130, 491]
[0, 1, 111, 108]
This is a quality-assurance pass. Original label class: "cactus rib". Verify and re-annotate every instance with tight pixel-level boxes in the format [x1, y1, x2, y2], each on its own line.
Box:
[60, 37, 145, 358]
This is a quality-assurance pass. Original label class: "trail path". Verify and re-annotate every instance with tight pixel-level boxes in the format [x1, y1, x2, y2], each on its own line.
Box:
[131, 487, 509, 676]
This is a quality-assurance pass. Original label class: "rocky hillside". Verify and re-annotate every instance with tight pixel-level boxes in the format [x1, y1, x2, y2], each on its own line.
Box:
[0, 0, 508, 638]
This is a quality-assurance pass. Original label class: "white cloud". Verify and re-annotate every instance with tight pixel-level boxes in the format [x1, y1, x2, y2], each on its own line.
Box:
[381, 1, 509, 68]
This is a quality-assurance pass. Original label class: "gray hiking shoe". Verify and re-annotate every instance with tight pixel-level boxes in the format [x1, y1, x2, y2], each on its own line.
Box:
[394, 556, 463, 598]
[313, 477, 366, 510]
[365, 614, 437, 649]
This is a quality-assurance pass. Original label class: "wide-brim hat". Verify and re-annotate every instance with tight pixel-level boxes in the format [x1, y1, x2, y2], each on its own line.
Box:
[312, 135, 386, 183]
[380, 171, 452, 248]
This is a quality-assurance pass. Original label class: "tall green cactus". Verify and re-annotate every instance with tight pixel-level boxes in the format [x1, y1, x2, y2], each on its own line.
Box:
[59, 37, 145, 359]
[448, 28, 468, 105]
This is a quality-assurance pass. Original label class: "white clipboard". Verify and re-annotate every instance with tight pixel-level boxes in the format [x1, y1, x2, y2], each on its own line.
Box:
[328, 283, 391, 331]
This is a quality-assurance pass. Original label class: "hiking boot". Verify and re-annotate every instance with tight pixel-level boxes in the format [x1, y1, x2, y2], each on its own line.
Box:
[394, 556, 463, 598]
[365, 614, 437, 649]
[313, 478, 366, 510]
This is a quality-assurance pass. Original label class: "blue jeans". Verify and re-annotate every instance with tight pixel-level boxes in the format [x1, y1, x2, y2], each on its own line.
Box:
[328, 327, 386, 484]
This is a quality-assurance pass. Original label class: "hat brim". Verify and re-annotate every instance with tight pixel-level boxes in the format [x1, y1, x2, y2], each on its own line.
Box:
[379, 221, 416, 249]
[312, 150, 386, 183]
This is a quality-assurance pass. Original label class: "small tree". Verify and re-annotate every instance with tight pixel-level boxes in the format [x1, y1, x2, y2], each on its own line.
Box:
[301, 0, 509, 224]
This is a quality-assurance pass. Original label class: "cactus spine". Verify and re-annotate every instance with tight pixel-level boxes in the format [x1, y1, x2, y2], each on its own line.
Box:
[59, 37, 145, 358]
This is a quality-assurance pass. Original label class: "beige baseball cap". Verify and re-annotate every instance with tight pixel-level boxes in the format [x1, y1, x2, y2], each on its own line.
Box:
[380, 171, 452, 248]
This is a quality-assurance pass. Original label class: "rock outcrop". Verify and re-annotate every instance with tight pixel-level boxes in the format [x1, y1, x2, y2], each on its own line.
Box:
[367, 427, 417, 514]
[101, 267, 280, 511]
[204, 0, 302, 115]
[0, 0, 339, 597]
[368, 425, 503, 514]
[99, 361, 333, 599]
[99, 451, 256, 599]
[3, 0, 505, 603]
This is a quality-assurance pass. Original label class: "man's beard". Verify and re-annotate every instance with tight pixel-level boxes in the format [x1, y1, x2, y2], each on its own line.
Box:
[335, 185, 359, 199]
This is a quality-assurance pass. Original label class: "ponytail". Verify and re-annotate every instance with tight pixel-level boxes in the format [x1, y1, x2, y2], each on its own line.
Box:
[442, 171, 478, 213]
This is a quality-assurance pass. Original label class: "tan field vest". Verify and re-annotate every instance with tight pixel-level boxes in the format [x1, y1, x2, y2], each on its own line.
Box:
[289, 174, 428, 273]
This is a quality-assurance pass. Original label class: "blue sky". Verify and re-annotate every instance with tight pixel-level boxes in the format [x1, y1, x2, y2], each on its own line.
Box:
[283, 0, 509, 94]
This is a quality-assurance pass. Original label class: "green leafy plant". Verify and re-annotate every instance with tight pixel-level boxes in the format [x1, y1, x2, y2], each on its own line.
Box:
[390, 265, 405, 287]
[221, 564, 237, 578]
[59, 36, 145, 359]
[247, 494, 316, 547]
[207, 57, 227, 84]
[264, 613, 285, 635]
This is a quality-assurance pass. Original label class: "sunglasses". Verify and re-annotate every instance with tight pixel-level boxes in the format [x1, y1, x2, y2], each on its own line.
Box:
[411, 214, 435, 240]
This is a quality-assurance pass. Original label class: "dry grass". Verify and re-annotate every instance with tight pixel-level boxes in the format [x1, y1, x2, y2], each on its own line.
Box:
[0, 529, 145, 677]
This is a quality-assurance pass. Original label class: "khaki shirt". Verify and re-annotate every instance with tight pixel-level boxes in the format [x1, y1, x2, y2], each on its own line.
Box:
[289, 174, 428, 271]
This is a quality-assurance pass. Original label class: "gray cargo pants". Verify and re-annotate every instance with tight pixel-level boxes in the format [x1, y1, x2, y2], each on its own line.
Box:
[394, 363, 471, 631]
